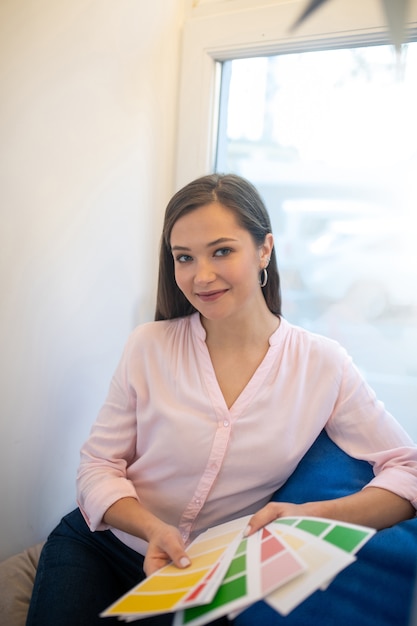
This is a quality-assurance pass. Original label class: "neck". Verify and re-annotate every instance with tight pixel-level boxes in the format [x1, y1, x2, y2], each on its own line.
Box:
[201, 307, 280, 349]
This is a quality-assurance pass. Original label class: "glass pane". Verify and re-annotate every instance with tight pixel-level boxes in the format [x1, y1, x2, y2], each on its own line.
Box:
[216, 44, 417, 439]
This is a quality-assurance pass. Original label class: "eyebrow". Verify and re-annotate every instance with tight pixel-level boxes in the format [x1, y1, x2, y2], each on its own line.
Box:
[171, 237, 238, 252]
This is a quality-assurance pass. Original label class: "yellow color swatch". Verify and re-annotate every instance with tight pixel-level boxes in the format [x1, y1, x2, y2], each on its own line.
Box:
[136, 569, 210, 593]
[276, 532, 306, 551]
[106, 590, 185, 615]
[187, 530, 243, 556]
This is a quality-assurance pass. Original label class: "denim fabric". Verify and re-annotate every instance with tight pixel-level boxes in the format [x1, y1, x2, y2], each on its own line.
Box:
[26, 508, 230, 626]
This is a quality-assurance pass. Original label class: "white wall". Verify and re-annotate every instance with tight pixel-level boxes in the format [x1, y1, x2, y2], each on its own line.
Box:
[0, 0, 185, 560]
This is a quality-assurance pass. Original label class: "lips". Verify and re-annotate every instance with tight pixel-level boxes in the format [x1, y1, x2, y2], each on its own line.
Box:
[196, 289, 228, 302]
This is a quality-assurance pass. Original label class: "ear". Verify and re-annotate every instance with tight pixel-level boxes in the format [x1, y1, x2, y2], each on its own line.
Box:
[259, 233, 274, 267]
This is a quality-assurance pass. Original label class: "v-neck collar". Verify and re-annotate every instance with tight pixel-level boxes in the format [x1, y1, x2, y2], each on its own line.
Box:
[190, 313, 284, 417]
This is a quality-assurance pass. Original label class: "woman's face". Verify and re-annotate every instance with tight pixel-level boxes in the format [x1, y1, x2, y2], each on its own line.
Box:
[170, 202, 273, 322]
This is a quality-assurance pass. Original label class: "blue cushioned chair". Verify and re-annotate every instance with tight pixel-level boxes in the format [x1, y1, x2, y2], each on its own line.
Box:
[235, 430, 417, 626]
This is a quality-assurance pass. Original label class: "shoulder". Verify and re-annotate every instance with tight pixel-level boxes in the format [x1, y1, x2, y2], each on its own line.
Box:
[124, 314, 197, 354]
[274, 318, 358, 399]
[274, 318, 353, 389]
[278, 317, 347, 362]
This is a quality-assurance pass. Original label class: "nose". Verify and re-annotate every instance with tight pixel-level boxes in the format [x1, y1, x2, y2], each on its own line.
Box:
[194, 259, 216, 285]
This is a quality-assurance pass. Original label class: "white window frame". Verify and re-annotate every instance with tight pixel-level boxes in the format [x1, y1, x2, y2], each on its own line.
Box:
[175, 0, 417, 188]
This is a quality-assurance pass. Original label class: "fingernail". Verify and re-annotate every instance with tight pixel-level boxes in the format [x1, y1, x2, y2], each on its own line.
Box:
[243, 525, 251, 537]
[180, 556, 191, 568]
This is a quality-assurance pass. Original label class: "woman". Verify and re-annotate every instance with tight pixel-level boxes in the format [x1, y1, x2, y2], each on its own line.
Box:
[26, 174, 417, 625]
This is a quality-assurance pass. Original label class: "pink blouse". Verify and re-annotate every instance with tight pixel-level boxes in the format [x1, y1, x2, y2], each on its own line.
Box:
[77, 313, 417, 555]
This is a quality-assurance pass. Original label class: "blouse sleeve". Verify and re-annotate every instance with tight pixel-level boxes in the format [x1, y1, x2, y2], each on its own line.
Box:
[76, 333, 140, 531]
[325, 351, 417, 510]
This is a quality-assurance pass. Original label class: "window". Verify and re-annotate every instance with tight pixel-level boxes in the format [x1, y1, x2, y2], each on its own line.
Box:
[215, 44, 417, 438]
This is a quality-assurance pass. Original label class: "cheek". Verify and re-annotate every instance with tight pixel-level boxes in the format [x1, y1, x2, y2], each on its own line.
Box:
[235, 259, 259, 284]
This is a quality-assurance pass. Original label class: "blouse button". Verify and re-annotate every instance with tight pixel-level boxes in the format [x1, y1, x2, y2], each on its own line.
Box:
[223, 420, 230, 428]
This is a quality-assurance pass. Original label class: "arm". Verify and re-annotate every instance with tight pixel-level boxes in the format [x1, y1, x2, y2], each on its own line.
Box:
[103, 497, 191, 576]
[247, 343, 412, 536]
[245, 486, 415, 536]
[78, 325, 201, 575]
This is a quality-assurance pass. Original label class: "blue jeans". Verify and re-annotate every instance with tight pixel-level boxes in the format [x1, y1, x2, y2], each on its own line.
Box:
[26, 508, 231, 626]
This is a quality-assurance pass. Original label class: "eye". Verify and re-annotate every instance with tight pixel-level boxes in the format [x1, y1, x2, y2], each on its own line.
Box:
[175, 254, 193, 263]
[214, 247, 232, 257]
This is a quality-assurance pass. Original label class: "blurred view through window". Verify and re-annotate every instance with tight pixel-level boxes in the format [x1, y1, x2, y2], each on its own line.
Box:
[216, 43, 417, 438]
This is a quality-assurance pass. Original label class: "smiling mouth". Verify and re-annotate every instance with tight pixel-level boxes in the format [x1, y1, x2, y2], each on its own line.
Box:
[196, 289, 228, 302]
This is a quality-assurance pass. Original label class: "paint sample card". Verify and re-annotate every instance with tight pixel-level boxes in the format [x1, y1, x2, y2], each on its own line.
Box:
[256, 527, 306, 596]
[265, 517, 375, 616]
[273, 517, 375, 554]
[101, 517, 249, 620]
[174, 526, 306, 626]
[102, 515, 375, 623]
[272, 516, 376, 590]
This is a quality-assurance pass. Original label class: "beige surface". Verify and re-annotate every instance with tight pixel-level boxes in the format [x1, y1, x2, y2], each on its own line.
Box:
[0, 543, 44, 626]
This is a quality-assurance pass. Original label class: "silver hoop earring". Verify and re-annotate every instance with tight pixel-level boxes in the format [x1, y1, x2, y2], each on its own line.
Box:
[259, 267, 268, 288]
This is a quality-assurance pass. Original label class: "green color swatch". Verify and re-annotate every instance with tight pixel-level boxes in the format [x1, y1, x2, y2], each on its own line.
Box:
[296, 519, 330, 536]
[324, 525, 369, 553]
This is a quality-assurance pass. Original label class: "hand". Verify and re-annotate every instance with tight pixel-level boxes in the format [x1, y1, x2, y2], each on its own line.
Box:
[102, 497, 192, 577]
[144, 522, 191, 577]
[245, 501, 309, 537]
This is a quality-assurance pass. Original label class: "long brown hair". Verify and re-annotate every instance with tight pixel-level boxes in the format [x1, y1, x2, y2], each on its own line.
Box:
[155, 173, 281, 321]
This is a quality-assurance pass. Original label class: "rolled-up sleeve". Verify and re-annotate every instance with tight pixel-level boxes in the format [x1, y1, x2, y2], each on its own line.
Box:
[76, 338, 140, 531]
[326, 353, 417, 510]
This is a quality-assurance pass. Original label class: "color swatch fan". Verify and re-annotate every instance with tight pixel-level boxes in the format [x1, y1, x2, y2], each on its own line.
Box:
[100, 517, 248, 621]
[101, 516, 375, 624]
[174, 525, 306, 626]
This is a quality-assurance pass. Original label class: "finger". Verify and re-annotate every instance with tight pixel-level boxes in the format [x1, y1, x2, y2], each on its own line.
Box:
[161, 536, 191, 570]
[169, 548, 191, 570]
[244, 503, 281, 536]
